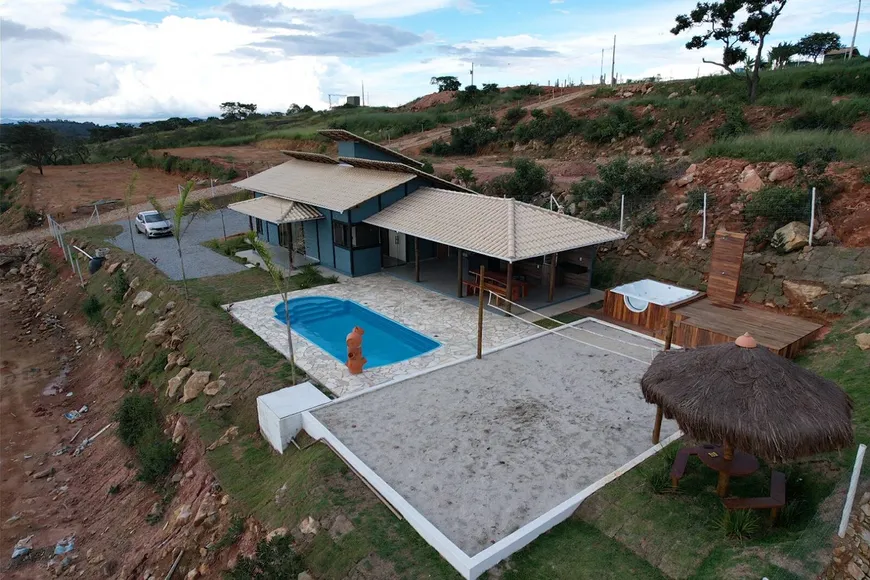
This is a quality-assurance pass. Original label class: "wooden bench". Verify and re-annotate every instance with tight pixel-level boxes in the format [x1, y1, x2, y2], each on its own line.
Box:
[670, 447, 699, 488]
[723, 470, 786, 519]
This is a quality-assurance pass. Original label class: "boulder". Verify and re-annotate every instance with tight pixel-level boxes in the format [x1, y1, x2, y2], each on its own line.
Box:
[206, 426, 239, 451]
[167, 367, 193, 399]
[782, 280, 829, 305]
[172, 419, 185, 444]
[203, 380, 225, 397]
[165, 352, 179, 372]
[768, 164, 795, 182]
[738, 166, 764, 193]
[106, 262, 120, 275]
[181, 371, 211, 403]
[773, 222, 809, 253]
[667, 91, 680, 99]
[675, 203, 689, 215]
[132, 291, 153, 308]
[129, 276, 141, 289]
[676, 174, 694, 187]
[176, 355, 189, 368]
[856, 334, 870, 351]
[328, 514, 355, 540]
[266, 527, 288, 542]
[299, 516, 319, 535]
[841, 274, 870, 289]
[193, 495, 218, 527]
[172, 504, 193, 528]
[145, 319, 173, 344]
[168, 333, 185, 350]
[164, 301, 176, 313]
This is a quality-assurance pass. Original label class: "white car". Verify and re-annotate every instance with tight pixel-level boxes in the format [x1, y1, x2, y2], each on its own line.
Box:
[134, 210, 173, 238]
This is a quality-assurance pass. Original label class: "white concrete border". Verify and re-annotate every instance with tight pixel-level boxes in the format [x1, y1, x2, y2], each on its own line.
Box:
[302, 318, 684, 579]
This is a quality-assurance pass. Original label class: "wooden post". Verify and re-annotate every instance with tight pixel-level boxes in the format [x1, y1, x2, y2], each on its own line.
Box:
[664, 319, 675, 351]
[547, 253, 558, 303]
[414, 237, 420, 283]
[505, 262, 514, 314]
[716, 440, 734, 497]
[456, 250, 463, 297]
[652, 406, 663, 444]
[477, 265, 485, 359]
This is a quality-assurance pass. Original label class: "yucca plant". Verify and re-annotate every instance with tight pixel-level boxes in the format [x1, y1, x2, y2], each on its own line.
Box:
[150, 181, 212, 300]
[715, 508, 761, 541]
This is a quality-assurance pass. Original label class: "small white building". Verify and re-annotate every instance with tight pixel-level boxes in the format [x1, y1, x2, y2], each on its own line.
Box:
[257, 382, 330, 453]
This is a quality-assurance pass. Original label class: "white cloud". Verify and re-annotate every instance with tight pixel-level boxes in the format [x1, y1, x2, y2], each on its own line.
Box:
[95, 0, 179, 12]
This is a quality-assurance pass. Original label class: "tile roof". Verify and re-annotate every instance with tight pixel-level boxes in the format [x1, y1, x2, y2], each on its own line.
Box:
[227, 196, 323, 224]
[364, 187, 625, 261]
[230, 158, 415, 212]
[318, 129, 424, 168]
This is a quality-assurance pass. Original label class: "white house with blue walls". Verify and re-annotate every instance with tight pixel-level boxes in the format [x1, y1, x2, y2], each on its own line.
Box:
[228, 130, 625, 307]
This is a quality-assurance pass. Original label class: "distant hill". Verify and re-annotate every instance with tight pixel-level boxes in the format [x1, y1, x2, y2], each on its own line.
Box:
[0, 119, 99, 139]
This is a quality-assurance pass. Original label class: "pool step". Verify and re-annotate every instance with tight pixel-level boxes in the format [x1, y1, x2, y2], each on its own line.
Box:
[276, 297, 346, 325]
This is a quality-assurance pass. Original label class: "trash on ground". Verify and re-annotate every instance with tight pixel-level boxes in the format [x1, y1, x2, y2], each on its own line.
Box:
[64, 405, 89, 423]
[53, 536, 74, 556]
[72, 423, 113, 457]
[52, 446, 70, 457]
[11, 535, 33, 559]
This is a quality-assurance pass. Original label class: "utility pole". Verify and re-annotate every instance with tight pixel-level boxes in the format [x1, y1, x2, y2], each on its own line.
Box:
[361, 81, 365, 106]
[611, 35, 616, 86]
[848, 0, 862, 60]
[469, 62, 474, 87]
[600, 49, 605, 84]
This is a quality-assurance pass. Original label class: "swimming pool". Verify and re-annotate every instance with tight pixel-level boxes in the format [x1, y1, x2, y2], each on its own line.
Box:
[274, 296, 440, 368]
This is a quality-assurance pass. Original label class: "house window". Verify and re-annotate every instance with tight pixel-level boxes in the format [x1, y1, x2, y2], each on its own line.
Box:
[255, 218, 263, 235]
[352, 223, 380, 249]
[333, 222, 350, 248]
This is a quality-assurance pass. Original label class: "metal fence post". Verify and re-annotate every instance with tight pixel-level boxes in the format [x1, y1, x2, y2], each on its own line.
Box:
[95, 204, 101, 225]
[619, 195, 625, 231]
[808, 187, 816, 247]
[701, 190, 707, 242]
[75, 255, 84, 286]
[839, 444, 867, 537]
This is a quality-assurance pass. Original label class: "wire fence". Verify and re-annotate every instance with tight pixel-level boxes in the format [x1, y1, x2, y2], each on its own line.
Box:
[47, 213, 106, 287]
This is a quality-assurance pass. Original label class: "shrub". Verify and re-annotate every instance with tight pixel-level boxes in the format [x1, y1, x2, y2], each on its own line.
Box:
[713, 106, 750, 140]
[419, 159, 434, 174]
[82, 295, 103, 325]
[582, 105, 641, 144]
[714, 508, 761, 540]
[646, 470, 672, 494]
[794, 145, 840, 193]
[592, 86, 616, 98]
[225, 534, 304, 580]
[503, 106, 527, 127]
[643, 128, 666, 148]
[786, 99, 870, 131]
[116, 394, 161, 447]
[686, 187, 712, 211]
[702, 130, 870, 163]
[513, 108, 577, 145]
[483, 158, 553, 202]
[213, 515, 246, 551]
[136, 427, 177, 484]
[744, 185, 810, 227]
[111, 269, 129, 303]
[123, 369, 145, 390]
[570, 178, 613, 209]
[597, 156, 667, 202]
[636, 210, 658, 228]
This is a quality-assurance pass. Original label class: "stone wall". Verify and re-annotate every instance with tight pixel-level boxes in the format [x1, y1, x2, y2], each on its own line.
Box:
[825, 492, 870, 580]
[595, 237, 870, 315]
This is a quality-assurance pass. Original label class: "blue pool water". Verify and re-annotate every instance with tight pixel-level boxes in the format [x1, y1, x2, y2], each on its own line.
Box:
[274, 296, 440, 368]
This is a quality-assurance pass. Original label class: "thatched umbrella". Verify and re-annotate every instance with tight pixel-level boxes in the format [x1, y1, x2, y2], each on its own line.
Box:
[642, 333, 853, 495]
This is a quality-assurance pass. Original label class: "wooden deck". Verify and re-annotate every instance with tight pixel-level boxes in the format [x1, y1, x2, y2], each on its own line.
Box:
[670, 296, 823, 358]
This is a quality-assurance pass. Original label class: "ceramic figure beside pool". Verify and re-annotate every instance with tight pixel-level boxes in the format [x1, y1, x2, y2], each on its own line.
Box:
[346, 326, 367, 374]
[274, 296, 440, 368]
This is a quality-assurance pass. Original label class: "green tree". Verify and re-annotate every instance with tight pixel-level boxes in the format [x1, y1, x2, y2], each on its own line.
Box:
[797, 31, 842, 63]
[671, 0, 787, 103]
[430, 75, 461, 92]
[453, 166, 477, 188]
[150, 182, 212, 299]
[245, 231, 298, 385]
[484, 158, 553, 203]
[768, 41, 798, 69]
[219, 102, 257, 121]
[286, 103, 301, 115]
[5, 124, 58, 175]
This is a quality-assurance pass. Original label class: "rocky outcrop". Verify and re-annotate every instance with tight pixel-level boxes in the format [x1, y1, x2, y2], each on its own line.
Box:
[768, 164, 796, 182]
[824, 493, 870, 580]
[783, 280, 829, 305]
[842, 274, 870, 289]
[738, 166, 764, 193]
[773, 222, 810, 253]
[132, 290, 153, 309]
[181, 371, 211, 403]
[857, 334, 870, 351]
[145, 319, 173, 344]
[167, 367, 193, 399]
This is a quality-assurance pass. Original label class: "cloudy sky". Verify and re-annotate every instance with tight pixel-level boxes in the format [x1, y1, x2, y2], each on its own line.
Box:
[1, 0, 866, 122]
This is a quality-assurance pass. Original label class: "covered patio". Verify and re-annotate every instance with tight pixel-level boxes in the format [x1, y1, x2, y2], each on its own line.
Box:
[364, 188, 625, 312]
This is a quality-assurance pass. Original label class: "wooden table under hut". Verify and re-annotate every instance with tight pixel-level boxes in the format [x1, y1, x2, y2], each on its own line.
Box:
[641, 332, 853, 518]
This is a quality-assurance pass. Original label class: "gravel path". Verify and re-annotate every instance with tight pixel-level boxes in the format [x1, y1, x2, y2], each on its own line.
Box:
[110, 210, 251, 280]
[0, 183, 240, 247]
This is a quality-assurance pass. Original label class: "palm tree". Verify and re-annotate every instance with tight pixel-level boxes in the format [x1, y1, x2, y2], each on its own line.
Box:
[245, 231, 298, 385]
[150, 181, 212, 299]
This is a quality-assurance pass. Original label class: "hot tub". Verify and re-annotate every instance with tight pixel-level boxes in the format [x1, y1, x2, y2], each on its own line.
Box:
[603, 279, 700, 334]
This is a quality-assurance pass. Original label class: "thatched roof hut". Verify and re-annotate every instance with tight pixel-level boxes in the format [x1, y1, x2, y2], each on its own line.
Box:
[641, 333, 853, 462]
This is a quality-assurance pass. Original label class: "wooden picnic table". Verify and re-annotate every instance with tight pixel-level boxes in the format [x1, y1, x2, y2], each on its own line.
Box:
[469, 270, 530, 298]
[695, 443, 759, 477]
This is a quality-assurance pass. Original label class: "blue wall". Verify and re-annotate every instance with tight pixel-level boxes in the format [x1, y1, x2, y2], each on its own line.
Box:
[337, 141, 408, 164]
[318, 212, 335, 268]
[337, 141, 355, 158]
[335, 246, 351, 274]
[303, 221, 319, 261]
[352, 197, 380, 222]
[353, 247, 381, 276]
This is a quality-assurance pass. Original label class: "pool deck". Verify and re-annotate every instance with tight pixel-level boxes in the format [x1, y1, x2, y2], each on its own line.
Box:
[226, 273, 537, 396]
[307, 319, 677, 577]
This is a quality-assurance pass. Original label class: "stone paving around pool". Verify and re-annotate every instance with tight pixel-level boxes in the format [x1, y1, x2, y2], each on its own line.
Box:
[226, 273, 537, 396]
